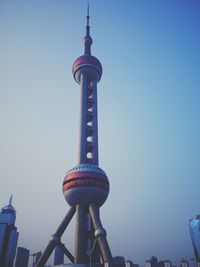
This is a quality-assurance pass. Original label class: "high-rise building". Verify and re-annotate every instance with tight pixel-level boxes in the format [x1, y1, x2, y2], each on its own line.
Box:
[35, 4, 113, 267]
[0, 196, 19, 267]
[189, 215, 200, 262]
[15, 247, 30, 267]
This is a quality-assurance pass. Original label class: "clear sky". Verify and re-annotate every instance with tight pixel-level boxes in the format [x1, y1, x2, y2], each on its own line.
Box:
[0, 0, 200, 266]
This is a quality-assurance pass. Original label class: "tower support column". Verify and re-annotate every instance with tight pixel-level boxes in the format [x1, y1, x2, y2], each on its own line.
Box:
[35, 207, 75, 267]
[89, 204, 113, 264]
[74, 204, 86, 263]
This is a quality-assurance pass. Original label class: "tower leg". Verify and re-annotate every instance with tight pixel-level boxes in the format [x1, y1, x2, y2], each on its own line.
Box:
[35, 206, 75, 267]
[90, 209, 101, 263]
[74, 204, 86, 263]
[89, 204, 113, 264]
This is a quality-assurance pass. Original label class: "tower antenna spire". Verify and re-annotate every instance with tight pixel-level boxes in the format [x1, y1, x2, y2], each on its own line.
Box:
[87, 1, 90, 27]
[9, 194, 13, 206]
[84, 1, 92, 55]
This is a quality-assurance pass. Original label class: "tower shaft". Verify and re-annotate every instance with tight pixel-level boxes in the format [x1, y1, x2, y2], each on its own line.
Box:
[79, 74, 98, 165]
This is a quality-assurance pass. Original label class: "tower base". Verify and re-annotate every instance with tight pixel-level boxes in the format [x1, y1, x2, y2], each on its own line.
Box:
[36, 205, 113, 267]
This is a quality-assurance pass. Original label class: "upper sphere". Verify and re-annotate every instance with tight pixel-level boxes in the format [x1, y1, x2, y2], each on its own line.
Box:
[73, 55, 102, 83]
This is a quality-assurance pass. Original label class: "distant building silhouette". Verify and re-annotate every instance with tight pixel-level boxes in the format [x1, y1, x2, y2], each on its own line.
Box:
[146, 260, 152, 267]
[54, 245, 64, 265]
[15, 247, 29, 267]
[180, 260, 189, 267]
[0, 196, 19, 267]
[126, 260, 133, 267]
[114, 256, 125, 263]
[146, 256, 158, 267]
[126, 260, 139, 267]
[30, 251, 42, 267]
[189, 215, 200, 262]
[152, 257, 159, 267]
[113, 256, 125, 267]
[146, 257, 172, 267]
[158, 261, 172, 267]
[164, 261, 172, 267]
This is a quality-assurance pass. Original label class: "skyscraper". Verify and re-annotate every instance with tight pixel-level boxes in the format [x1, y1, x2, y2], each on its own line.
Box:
[0, 196, 19, 267]
[15, 247, 30, 267]
[35, 5, 113, 267]
[189, 215, 200, 262]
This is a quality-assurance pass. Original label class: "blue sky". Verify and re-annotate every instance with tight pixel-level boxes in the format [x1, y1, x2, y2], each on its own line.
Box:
[0, 0, 200, 266]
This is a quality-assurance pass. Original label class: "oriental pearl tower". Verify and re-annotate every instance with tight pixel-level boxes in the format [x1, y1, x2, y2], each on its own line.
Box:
[36, 5, 113, 267]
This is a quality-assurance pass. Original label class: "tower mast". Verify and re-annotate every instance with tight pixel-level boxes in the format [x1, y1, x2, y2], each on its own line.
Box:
[77, 3, 99, 165]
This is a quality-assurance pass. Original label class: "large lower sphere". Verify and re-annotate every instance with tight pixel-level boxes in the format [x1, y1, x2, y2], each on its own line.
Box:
[63, 163, 109, 207]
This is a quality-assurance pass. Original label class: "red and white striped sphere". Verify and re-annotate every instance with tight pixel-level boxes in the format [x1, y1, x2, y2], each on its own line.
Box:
[63, 163, 109, 207]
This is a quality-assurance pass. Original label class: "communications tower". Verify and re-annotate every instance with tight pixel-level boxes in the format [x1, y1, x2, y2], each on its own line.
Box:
[36, 6, 113, 267]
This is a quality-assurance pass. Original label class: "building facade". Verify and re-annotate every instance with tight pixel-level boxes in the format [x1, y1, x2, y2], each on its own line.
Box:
[180, 260, 189, 267]
[0, 196, 19, 267]
[15, 247, 30, 267]
[114, 256, 125, 267]
[145, 256, 158, 267]
[126, 260, 139, 267]
[189, 215, 200, 262]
